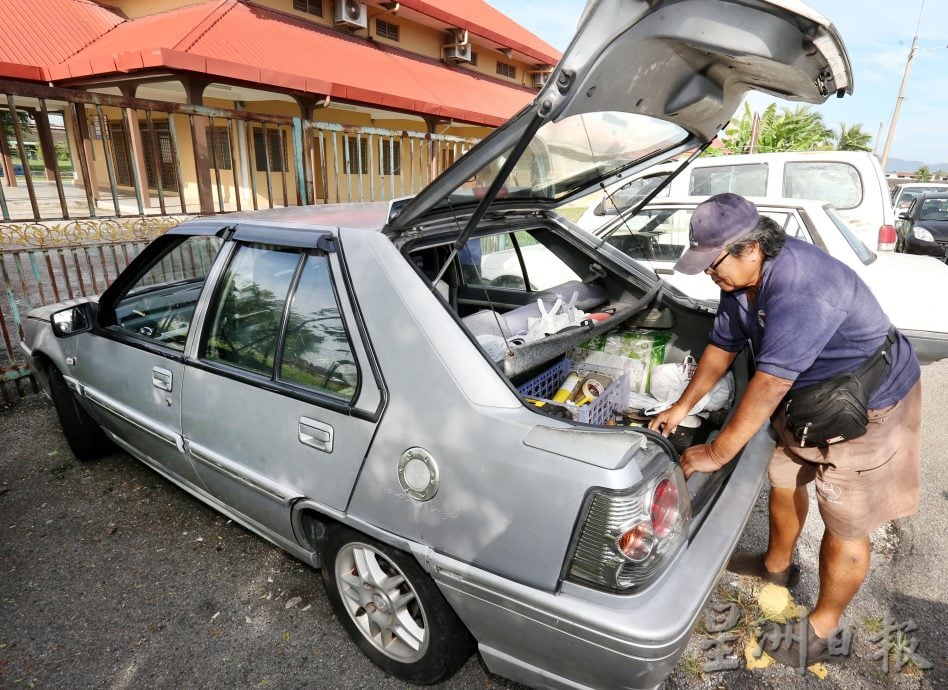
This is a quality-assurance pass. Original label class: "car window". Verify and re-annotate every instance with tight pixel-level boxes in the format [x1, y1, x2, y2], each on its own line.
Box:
[278, 253, 358, 401]
[604, 208, 803, 263]
[113, 235, 223, 350]
[920, 199, 948, 221]
[762, 210, 809, 242]
[204, 244, 300, 376]
[689, 163, 768, 196]
[463, 231, 579, 291]
[603, 208, 689, 262]
[597, 175, 670, 216]
[783, 162, 861, 209]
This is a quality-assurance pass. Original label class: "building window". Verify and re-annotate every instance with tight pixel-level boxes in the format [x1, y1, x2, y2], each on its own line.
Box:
[107, 122, 133, 187]
[376, 18, 399, 41]
[496, 61, 516, 79]
[292, 0, 323, 17]
[380, 142, 401, 176]
[253, 128, 288, 173]
[344, 136, 369, 175]
[205, 125, 232, 169]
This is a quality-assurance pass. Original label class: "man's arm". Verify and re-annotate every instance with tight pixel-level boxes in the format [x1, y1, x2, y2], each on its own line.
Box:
[680, 370, 793, 478]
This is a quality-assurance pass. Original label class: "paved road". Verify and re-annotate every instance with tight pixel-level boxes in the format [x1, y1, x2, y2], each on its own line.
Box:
[2, 361, 945, 689]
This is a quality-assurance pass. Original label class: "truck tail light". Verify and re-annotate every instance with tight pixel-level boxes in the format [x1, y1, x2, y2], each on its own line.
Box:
[567, 454, 691, 592]
[877, 224, 897, 251]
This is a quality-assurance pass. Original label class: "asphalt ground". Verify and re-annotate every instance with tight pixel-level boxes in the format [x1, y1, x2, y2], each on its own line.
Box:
[1, 360, 946, 690]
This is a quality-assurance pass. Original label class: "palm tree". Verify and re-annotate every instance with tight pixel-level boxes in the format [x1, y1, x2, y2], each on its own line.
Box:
[714, 102, 834, 155]
[915, 165, 932, 182]
[833, 122, 873, 151]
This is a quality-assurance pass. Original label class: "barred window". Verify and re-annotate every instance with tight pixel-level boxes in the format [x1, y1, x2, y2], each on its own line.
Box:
[252, 128, 288, 173]
[496, 61, 516, 79]
[205, 125, 232, 169]
[292, 0, 323, 17]
[376, 19, 400, 41]
[380, 142, 401, 176]
[344, 136, 369, 175]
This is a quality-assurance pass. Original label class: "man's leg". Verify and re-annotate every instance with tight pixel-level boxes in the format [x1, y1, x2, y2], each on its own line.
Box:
[763, 485, 808, 573]
[807, 531, 870, 638]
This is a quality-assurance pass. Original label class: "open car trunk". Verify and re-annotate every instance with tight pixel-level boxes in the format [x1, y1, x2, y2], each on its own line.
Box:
[401, 214, 751, 515]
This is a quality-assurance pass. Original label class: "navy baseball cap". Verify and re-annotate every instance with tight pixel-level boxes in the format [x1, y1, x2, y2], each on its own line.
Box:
[674, 193, 759, 275]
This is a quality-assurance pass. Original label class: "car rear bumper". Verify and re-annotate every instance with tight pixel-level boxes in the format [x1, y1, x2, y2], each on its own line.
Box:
[422, 426, 774, 690]
[901, 328, 948, 363]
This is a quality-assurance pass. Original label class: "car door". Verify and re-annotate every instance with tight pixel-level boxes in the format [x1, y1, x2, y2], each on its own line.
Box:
[71, 230, 225, 485]
[180, 226, 381, 542]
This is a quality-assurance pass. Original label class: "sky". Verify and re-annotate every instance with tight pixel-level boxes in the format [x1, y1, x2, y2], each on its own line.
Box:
[489, 0, 948, 169]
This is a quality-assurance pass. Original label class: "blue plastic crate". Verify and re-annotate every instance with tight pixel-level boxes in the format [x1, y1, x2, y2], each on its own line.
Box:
[517, 358, 628, 425]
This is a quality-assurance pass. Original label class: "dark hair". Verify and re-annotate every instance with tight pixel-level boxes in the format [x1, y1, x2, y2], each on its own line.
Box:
[725, 215, 785, 258]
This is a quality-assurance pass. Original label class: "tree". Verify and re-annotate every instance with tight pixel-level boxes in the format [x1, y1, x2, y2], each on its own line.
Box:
[915, 165, 932, 182]
[714, 102, 835, 155]
[1, 110, 33, 139]
[833, 122, 873, 151]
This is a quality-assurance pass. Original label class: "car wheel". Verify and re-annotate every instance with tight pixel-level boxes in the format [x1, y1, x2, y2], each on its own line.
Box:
[47, 366, 113, 461]
[320, 526, 474, 684]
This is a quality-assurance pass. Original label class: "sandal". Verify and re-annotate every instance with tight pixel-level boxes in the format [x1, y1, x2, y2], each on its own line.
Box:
[757, 618, 848, 669]
[726, 551, 800, 587]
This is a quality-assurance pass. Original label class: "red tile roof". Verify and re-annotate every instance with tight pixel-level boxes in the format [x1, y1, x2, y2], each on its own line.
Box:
[396, 0, 560, 65]
[0, 0, 557, 127]
[0, 0, 123, 80]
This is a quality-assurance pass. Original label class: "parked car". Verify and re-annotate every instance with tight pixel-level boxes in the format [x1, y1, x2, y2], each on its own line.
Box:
[19, 2, 854, 688]
[592, 196, 948, 361]
[573, 150, 897, 251]
[896, 192, 948, 260]
[890, 182, 948, 215]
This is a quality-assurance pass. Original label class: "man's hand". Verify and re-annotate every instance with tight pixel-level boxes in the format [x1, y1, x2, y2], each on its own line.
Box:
[648, 404, 688, 437]
[679, 442, 729, 479]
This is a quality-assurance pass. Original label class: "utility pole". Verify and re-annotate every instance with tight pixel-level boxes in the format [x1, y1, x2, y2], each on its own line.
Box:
[880, 35, 917, 173]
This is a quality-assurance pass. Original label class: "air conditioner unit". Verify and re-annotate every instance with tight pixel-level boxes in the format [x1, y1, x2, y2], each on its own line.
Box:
[532, 71, 550, 88]
[444, 29, 472, 63]
[445, 43, 472, 63]
[333, 0, 367, 29]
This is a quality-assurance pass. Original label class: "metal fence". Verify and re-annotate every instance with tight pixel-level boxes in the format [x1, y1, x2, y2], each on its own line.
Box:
[0, 80, 481, 401]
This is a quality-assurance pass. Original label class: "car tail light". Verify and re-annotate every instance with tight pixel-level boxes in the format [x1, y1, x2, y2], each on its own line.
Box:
[567, 453, 691, 591]
[651, 478, 679, 538]
[877, 224, 897, 251]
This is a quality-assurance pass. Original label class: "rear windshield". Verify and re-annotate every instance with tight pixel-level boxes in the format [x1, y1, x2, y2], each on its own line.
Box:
[689, 163, 768, 197]
[783, 162, 862, 209]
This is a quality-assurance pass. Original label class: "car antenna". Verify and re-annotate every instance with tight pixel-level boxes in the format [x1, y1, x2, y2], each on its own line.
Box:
[595, 140, 713, 249]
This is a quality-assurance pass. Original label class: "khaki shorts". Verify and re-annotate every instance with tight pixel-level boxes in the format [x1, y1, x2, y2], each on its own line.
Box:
[768, 380, 922, 539]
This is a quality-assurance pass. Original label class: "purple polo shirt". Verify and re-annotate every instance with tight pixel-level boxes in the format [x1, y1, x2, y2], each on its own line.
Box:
[709, 237, 920, 408]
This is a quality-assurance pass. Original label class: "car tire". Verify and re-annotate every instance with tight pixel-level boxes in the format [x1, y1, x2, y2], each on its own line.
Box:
[47, 366, 113, 462]
[320, 526, 474, 684]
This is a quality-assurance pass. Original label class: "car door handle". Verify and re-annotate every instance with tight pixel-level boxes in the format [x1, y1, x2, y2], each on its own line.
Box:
[152, 366, 173, 392]
[299, 417, 333, 453]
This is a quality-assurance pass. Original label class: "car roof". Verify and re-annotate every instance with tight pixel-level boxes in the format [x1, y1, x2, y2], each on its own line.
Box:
[175, 202, 394, 234]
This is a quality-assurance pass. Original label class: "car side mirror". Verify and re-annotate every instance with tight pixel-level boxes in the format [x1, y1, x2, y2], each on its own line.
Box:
[51, 303, 97, 338]
[898, 212, 911, 221]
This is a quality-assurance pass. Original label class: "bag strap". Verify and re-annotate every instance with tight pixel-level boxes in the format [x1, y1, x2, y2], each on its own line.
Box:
[852, 326, 896, 395]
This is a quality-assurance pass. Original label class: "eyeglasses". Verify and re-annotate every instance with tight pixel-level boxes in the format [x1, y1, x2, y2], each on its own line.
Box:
[706, 251, 731, 275]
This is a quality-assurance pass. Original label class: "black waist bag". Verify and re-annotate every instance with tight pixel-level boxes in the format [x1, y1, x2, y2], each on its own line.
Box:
[783, 329, 895, 448]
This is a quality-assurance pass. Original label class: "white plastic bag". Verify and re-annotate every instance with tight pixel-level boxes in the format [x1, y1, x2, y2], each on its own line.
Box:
[647, 356, 734, 416]
[525, 292, 586, 342]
